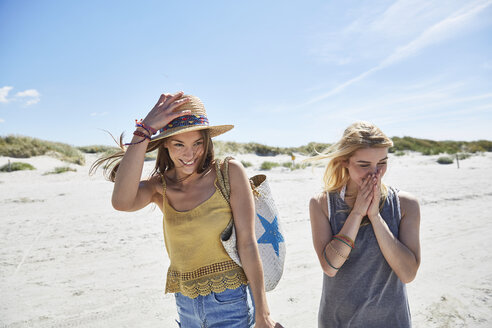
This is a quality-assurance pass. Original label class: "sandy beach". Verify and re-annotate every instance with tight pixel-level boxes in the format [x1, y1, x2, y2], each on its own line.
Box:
[1, 151, 491, 327]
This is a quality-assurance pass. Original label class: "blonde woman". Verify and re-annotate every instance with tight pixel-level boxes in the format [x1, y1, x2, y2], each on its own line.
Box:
[309, 122, 420, 328]
[92, 92, 280, 328]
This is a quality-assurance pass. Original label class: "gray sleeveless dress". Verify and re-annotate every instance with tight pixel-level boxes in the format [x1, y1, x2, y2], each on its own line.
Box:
[318, 186, 411, 328]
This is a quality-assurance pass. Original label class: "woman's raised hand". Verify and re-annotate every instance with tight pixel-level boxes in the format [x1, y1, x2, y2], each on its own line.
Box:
[351, 173, 376, 220]
[141, 92, 191, 132]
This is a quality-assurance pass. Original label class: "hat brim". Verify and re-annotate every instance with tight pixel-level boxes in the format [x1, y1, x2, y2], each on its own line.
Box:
[150, 124, 234, 143]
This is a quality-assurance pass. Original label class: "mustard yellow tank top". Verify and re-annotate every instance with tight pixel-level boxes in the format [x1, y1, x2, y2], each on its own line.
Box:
[162, 176, 247, 298]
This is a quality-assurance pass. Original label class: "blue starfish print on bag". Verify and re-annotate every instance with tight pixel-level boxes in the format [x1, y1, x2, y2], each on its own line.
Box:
[257, 214, 284, 257]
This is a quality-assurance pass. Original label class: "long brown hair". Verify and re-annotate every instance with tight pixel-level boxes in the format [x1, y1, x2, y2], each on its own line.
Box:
[90, 129, 215, 182]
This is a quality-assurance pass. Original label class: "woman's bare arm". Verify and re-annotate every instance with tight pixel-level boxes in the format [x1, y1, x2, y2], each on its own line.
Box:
[369, 189, 421, 283]
[310, 177, 374, 277]
[111, 92, 190, 211]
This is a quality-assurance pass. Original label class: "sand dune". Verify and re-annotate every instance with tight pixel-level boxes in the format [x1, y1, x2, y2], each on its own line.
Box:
[1, 152, 491, 327]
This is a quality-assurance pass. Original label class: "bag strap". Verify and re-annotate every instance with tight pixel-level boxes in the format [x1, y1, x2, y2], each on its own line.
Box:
[215, 156, 234, 205]
[216, 156, 236, 241]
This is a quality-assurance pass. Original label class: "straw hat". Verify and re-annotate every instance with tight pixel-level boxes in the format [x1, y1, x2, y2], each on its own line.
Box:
[151, 95, 233, 142]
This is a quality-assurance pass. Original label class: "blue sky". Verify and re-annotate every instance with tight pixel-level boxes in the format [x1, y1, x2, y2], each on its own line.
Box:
[1, 0, 491, 147]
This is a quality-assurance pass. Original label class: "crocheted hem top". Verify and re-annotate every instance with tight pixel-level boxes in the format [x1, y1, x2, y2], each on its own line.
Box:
[161, 175, 247, 299]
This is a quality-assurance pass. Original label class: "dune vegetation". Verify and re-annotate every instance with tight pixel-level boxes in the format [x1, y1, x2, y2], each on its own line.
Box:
[0, 161, 36, 172]
[390, 136, 492, 155]
[43, 166, 77, 175]
[77, 145, 120, 154]
[260, 161, 280, 170]
[213, 141, 331, 156]
[216, 138, 492, 157]
[1, 135, 491, 166]
[436, 156, 454, 165]
[0, 136, 86, 165]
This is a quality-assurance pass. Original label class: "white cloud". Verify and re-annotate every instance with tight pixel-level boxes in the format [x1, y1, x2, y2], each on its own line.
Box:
[306, 0, 492, 105]
[0, 118, 5, 123]
[0, 86, 13, 103]
[306, 74, 492, 130]
[369, 0, 464, 38]
[0, 86, 41, 106]
[15, 89, 40, 98]
[381, 0, 492, 67]
[311, 0, 466, 65]
[15, 89, 41, 105]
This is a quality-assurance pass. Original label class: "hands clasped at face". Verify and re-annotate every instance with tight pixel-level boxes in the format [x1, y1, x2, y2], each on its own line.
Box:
[351, 170, 382, 222]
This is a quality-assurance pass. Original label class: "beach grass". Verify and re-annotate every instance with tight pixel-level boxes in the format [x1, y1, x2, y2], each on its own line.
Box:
[241, 160, 253, 168]
[457, 153, 471, 160]
[437, 156, 454, 164]
[260, 161, 280, 170]
[44, 166, 77, 175]
[77, 145, 120, 154]
[217, 138, 492, 157]
[282, 161, 310, 170]
[214, 141, 331, 156]
[390, 136, 492, 155]
[1, 135, 85, 165]
[0, 161, 36, 172]
[2, 136, 492, 167]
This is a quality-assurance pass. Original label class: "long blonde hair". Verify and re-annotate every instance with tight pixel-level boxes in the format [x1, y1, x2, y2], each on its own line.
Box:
[311, 121, 393, 194]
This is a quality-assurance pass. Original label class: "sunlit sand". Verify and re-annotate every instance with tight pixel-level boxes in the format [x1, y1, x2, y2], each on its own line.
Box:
[1, 152, 491, 327]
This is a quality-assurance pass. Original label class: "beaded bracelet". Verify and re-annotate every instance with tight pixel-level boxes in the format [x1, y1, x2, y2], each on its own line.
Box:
[340, 234, 355, 247]
[323, 247, 340, 270]
[328, 242, 349, 260]
[135, 120, 152, 136]
[135, 119, 158, 135]
[340, 234, 355, 244]
[334, 234, 355, 249]
[124, 138, 147, 146]
[124, 130, 151, 146]
[134, 130, 151, 140]
[333, 236, 353, 250]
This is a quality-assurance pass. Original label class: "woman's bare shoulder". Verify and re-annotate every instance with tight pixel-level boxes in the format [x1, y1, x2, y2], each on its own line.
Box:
[147, 174, 164, 195]
[226, 158, 244, 174]
[310, 191, 328, 219]
[310, 191, 327, 206]
[397, 190, 420, 219]
[224, 158, 249, 186]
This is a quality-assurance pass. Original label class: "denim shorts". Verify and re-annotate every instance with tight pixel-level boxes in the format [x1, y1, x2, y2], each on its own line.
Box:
[175, 284, 255, 328]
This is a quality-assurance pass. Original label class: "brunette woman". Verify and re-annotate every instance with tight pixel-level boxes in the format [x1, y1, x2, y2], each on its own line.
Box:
[92, 92, 280, 328]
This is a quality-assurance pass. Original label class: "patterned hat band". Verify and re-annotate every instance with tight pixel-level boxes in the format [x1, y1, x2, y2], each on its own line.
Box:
[150, 95, 233, 142]
[159, 115, 209, 133]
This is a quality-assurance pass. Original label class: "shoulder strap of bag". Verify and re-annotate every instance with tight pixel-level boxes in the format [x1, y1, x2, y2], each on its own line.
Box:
[216, 156, 236, 242]
[215, 156, 234, 204]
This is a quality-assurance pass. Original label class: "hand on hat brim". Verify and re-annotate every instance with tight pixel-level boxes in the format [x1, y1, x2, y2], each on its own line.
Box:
[142, 92, 192, 134]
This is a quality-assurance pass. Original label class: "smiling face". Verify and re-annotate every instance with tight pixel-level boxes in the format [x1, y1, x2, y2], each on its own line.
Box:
[165, 130, 205, 175]
[344, 147, 389, 186]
